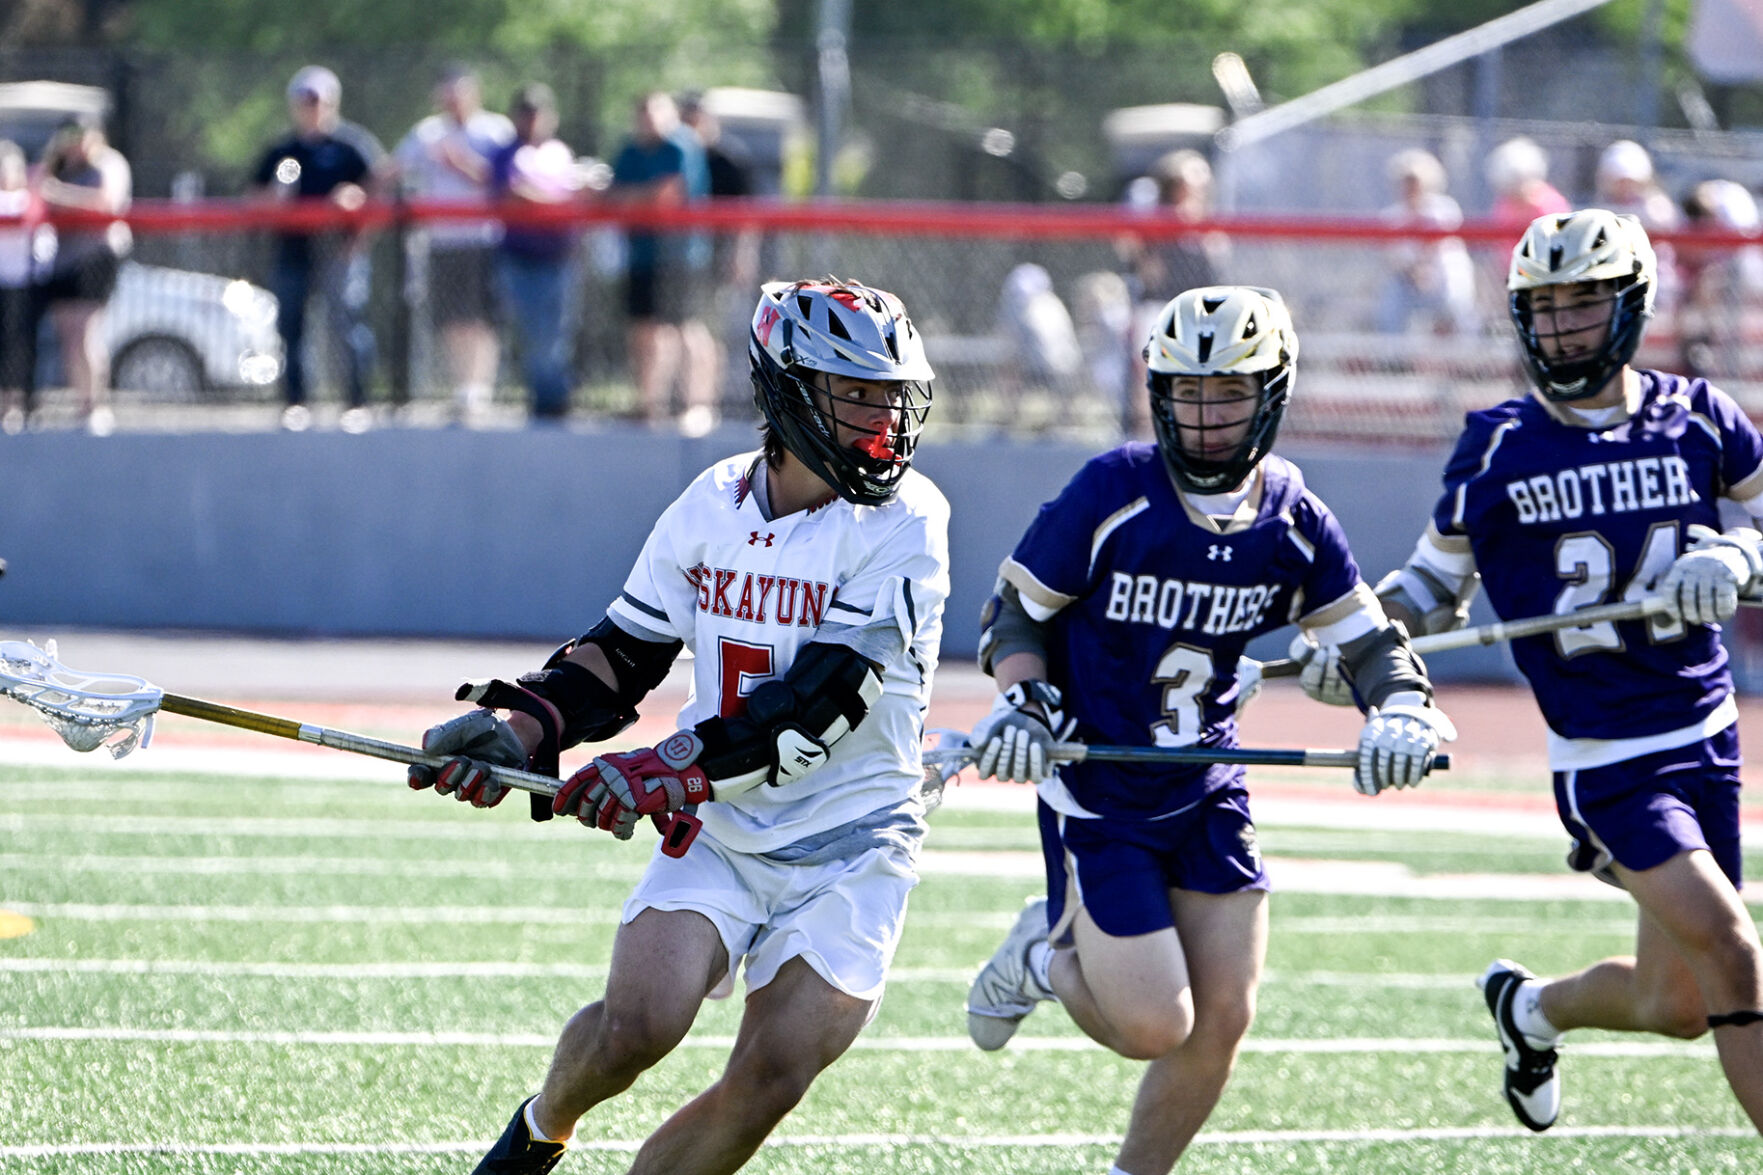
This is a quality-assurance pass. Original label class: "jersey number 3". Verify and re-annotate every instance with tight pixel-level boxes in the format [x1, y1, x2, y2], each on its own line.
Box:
[1150, 643, 1214, 746]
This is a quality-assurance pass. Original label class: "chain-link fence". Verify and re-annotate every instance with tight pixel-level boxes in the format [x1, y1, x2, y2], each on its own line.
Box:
[6, 200, 1755, 443]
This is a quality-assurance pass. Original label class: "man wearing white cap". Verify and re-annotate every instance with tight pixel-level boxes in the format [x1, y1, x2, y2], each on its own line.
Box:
[250, 65, 388, 431]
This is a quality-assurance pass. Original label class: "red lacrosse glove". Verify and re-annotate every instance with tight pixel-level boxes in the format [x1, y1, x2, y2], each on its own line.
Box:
[553, 730, 709, 855]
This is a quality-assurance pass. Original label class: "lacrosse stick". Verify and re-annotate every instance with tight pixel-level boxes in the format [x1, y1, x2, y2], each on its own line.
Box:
[1262, 596, 1680, 679]
[922, 728, 1450, 773]
[0, 639, 698, 856]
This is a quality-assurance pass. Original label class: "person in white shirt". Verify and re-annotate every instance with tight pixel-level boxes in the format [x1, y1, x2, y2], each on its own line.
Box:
[392, 65, 515, 424]
[409, 277, 948, 1175]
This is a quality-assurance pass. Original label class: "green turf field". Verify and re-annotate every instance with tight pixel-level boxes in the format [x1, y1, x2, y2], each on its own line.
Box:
[2, 763, 1758, 1173]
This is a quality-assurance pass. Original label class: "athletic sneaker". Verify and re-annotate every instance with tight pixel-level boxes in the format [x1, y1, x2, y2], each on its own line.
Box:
[473, 1096, 568, 1174]
[1478, 959, 1561, 1132]
[966, 896, 1053, 1051]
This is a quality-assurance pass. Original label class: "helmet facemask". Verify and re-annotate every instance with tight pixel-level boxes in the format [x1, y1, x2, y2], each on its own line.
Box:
[1142, 285, 1298, 494]
[1149, 368, 1290, 493]
[1506, 210, 1656, 403]
[750, 350, 932, 504]
[1510, 277, 1650, 402]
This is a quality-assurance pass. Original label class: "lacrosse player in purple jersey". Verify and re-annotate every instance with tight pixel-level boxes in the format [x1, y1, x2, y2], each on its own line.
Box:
[407, 277, 949, 1175]
[1302, 209, 1763, 1135]
[962, 285, 1455, 1175]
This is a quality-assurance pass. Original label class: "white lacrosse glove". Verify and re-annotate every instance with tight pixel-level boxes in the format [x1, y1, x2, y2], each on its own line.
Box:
[971, 680, 1064, 783]
[1288, 633, 1356, 707]
[1660, 525, 1763, 626]
[1233, 656, 1263, 715]
[1355, 690, 1456, 797]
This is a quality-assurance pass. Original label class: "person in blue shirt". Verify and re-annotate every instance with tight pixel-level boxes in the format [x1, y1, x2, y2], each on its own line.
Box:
[250, 66, 386, 431]
[1305, 209, 1763, 1137]
[610, 91, 717, 433]
[963, 285, 1454, 1175]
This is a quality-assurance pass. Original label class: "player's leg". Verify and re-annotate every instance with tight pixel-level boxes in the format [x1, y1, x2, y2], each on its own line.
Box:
[471, 906, 726, 1172]
[1054, 907, 1192, 1057]
[625, 956, 878, 1175]
[529, 907, 727, 1137]
[1113, 887, 1268, 1175]
[1614, 849, 1763, 1131]
[625, 839, 915, 1173]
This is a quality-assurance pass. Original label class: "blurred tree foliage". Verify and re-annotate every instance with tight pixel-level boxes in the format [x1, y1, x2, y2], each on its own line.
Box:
[93, 0, 1711, 193]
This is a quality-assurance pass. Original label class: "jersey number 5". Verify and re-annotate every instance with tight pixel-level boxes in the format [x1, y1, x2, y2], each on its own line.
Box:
[717, 638, 775, 718]
[1554, 522, 1684, 656]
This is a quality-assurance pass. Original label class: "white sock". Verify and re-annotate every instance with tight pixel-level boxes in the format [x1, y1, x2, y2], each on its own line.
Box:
[1513, 981, 1562, 1046]
[523, 1097, 572, 1146]
[1109, 1165, 1139, 1175]
[1026, 939, 1056, 1000]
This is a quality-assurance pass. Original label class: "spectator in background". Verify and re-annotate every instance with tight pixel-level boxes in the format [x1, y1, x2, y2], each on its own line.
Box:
[0, 140, 41, 433]
[611, 91, 717, 436]
[1118, 148, 1226, 437]
[34, 115, 130, 436]
[1677, 178, 1763, 380]
[1595, 141, 1681, 231]
[1375, 148, 1478, 336]
[1485, 136, 1569, 224]
[394, 64, 515, 427]
[488, 83, 582, 423]
[997, 262, 1083, 407]
[1596, 140, 1683, 311]
[252, 65, 386, 432]
[679, 91, 759, 408]
[1071, 269, 1135, 421]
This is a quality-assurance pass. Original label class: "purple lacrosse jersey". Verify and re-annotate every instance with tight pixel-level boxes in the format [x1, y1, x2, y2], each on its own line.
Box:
[1432, 372, 1763, 740]
[1002, 444, 1363, 818]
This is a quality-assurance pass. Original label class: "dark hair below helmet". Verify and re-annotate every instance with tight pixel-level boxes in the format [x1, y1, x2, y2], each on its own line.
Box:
[748, 278, 934, 505]
[1143, 286, 1299, 493]
[1507, 209, 1657, 402]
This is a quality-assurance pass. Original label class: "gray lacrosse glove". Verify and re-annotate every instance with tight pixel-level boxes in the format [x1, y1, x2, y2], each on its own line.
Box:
[971, 680, 1064, 784]
[408, 709, 530, 808]
[1354, 690, 1456, 796]
[1288, 633, 1356, 707]
[1660, 525, 1763, 625]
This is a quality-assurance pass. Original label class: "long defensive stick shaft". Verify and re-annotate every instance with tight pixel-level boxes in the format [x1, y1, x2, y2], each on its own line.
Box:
[1263, 596, 1672, 679]
[157, 693, 561, 797]
[926, 742, 1449, 771]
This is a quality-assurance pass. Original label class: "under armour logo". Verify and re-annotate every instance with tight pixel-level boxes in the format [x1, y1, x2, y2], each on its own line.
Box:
[1208, 545, 1232, 561]
[749, 531, 775, 547]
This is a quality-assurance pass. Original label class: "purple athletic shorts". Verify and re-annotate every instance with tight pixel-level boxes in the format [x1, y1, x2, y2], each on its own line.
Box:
[1039, 785, 1269, 941]
[1554, 725, 1743, 887]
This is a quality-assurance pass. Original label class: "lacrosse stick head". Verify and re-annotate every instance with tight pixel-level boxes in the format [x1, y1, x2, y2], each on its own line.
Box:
[919, 727, 977, 814]
[0, 640, 163, 758]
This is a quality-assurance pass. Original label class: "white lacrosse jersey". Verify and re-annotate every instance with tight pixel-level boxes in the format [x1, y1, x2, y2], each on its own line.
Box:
[608, 452, 950, 853]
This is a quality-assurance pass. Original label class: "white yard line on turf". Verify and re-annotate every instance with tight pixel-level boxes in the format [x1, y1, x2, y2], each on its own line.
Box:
[5, 1123, 1756, 1159]
[0, 1024, 1717, 1058]
[2, 1124, 1756, 1159]
[0, 956, 1554, 989]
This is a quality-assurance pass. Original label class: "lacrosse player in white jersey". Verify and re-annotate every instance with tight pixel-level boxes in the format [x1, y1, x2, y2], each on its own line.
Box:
[408, 277, 949, 1175]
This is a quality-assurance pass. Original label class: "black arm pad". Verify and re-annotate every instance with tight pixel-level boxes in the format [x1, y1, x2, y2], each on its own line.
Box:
[567, 616, 683, 698]
[977, 579, 1050, 676]
[693, 641, 885, 790]
[1339, 623, 1432, 711]
[516, 660, 639, 749]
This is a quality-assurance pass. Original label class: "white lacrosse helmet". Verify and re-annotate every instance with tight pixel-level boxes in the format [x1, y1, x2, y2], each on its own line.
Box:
[1143, 285, 1299, 491]
[749, 278, 934, 505]
[1508, 209, 1657, 401]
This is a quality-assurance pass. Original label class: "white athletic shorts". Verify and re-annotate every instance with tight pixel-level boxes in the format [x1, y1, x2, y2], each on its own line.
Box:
[622, 827, 919, 1002]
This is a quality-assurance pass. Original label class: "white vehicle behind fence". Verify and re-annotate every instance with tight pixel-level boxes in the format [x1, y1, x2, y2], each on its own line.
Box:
[105, 261, 283, 397]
